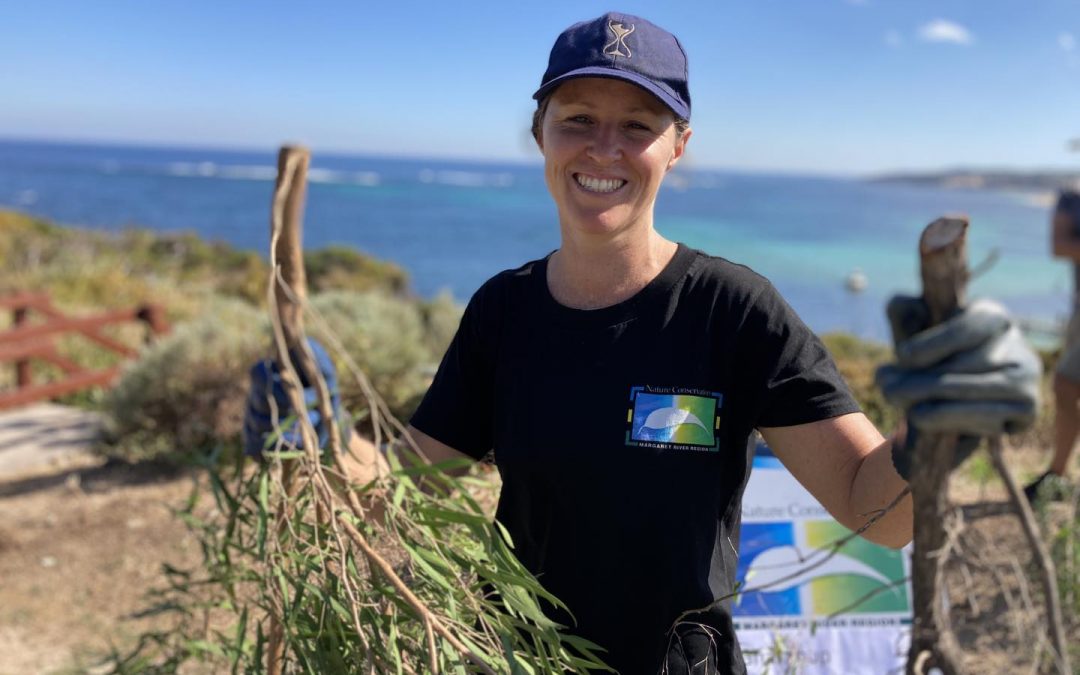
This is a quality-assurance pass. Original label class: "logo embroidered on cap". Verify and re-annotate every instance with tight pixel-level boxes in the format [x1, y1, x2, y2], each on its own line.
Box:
[603, 20, 635, 58]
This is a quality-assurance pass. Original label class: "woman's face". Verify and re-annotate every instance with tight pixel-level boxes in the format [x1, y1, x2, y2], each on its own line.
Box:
[537, 77, 690, 242]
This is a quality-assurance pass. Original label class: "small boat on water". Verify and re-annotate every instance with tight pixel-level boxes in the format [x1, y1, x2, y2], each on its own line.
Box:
[845, 268, 868, 294]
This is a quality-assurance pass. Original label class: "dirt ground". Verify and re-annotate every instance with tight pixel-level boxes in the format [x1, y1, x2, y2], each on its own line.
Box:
[0, 458, 200, 675]
[0, 446, 1076, 674]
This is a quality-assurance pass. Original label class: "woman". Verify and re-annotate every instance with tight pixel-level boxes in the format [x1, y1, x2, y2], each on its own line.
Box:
[249, 12, 1039, 674]
[406, 13, 912, 672]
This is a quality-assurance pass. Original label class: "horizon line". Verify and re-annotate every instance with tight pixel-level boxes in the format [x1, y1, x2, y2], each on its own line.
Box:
[2, 133, 1078, 182]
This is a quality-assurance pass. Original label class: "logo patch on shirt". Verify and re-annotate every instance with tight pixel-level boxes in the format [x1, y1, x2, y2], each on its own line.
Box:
[626, 385, 722, 451]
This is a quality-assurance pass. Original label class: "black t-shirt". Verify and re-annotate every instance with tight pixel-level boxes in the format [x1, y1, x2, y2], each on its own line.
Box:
[411, 244, 860, 674]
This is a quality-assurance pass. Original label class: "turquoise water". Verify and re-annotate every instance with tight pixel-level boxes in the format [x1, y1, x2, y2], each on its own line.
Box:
[0, 139, 1066, 341]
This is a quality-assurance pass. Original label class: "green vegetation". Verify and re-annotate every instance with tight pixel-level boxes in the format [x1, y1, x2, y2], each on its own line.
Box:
[100, 298, 269, 463]
[106, 448, 609, 673]
[0, 210, 409, 317]
[99, 291, 460, 464]
[0, 209, 454, 463]
[821, 332, 898, 433]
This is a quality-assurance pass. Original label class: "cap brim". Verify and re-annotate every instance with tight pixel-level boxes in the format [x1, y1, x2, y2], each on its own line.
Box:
[532, 66, 690, 120]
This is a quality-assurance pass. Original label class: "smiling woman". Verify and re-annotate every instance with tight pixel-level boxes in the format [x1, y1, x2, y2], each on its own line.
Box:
[243, 10, 1040, 675]
[406, 13, 910, 673]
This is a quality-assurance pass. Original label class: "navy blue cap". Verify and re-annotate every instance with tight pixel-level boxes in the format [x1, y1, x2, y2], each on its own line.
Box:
[534, 12, 691, 121]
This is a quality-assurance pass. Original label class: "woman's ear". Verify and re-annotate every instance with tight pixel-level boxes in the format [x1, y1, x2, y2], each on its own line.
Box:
[667, 128, 692, 171]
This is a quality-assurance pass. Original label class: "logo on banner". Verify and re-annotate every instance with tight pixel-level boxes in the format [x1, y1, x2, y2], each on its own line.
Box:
[735, 521, 909, 617]
[625, 385, 722, 451]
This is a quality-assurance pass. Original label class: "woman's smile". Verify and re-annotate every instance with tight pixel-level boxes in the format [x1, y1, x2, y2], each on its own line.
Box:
[573, 172, 627, 194]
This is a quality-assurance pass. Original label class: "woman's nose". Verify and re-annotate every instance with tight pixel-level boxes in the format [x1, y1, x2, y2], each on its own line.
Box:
[586, 125, 622, 164]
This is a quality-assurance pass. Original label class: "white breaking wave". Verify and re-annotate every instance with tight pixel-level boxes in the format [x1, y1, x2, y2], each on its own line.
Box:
[162, 163, 378, 186]
[307, 168, 380, 187]
[417, 169, 513, 188]
[350, 171, 380, 186]
[216, 165, 278, 181]
[167, 161, 218, 177]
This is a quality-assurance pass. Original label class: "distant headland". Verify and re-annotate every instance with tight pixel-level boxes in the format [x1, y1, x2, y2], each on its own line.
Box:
[869, 170, 1080, 207]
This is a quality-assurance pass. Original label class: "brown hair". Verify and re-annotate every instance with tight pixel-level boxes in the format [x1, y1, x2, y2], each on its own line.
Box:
[531, 93, 690, 144]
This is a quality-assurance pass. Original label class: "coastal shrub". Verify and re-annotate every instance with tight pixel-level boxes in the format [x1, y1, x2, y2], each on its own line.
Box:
[418, 290, 464, 357]
[311, 290, 460, 422]
[99, 298, 269, 462]
[0, 209, 411, 317]
[821, 332, 898, 433]
[99, 289, 462, 463]
[305, 245, 410, 295]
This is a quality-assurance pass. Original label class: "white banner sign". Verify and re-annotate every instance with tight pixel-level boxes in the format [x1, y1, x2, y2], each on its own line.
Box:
[734, 439, 911, 674]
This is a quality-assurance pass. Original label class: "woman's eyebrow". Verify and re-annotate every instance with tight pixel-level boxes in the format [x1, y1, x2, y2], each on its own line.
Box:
[557, 101, 661, 116]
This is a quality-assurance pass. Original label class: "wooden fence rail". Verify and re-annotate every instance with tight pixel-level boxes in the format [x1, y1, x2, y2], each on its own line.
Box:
[0, 292, 169, 410]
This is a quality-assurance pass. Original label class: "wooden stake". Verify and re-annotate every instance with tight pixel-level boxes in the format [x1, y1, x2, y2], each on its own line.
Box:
[272, 145, 311, 352]
[267, 143, 311, 675]
[907, 215, 969, 675]
[906, 215, 1071, 674]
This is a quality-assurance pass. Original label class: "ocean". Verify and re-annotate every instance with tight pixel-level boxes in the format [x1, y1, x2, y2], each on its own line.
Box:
[0, 139, 1066, 342]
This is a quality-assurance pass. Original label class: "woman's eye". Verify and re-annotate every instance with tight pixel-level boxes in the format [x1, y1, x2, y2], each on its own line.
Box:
[568, 115, 591, 124]
[627, 121, 651, 131]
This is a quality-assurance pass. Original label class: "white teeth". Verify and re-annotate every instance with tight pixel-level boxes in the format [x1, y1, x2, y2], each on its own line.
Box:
[575, 174, 626, 193]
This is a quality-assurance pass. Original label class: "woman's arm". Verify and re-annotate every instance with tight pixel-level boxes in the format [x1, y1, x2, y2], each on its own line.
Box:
[338, 424, 476, 485]
[759, 413, 913, 549]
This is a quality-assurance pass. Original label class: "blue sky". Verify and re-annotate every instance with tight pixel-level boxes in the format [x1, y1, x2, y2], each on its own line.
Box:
[2, 0, 1078, 175]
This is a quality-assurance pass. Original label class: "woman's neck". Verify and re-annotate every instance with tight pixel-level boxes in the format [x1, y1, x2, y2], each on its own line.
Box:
[547, 232, 678, 310]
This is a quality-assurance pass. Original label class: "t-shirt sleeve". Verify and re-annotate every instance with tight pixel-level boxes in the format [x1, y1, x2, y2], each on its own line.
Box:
[409, 280, 499, 461]
[739, 281, 861, 428]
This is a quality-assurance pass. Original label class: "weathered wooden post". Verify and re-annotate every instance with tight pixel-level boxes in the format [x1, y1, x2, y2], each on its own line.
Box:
[905, 216, 1072, 675]
[272, 145, 311, 354]
[13, 302, 31, 388]
[906, 216, 968, 675]
[266, 143, 312, 675]
[136, 304, 169, 342]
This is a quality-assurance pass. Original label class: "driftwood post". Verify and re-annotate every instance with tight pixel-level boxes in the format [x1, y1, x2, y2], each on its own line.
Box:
[272, 145, 312, 383]
[905, 216, 1072, 674]
[266, 144, 312, 675]
[906, 216, 969, 675]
